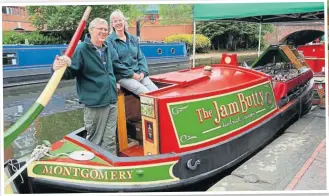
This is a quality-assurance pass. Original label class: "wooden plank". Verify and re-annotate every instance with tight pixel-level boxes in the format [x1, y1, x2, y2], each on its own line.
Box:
[280, 45, 304, 69]
[120, 145, 144, 157]
[117, 91, 128, 151]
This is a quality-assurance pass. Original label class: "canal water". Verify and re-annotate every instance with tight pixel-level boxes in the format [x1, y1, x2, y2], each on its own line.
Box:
[3, 80, 84, 161]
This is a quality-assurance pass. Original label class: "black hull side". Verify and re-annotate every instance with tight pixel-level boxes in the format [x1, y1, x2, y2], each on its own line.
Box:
[28, 80, 313, 193]
[172, 80, 313, 180]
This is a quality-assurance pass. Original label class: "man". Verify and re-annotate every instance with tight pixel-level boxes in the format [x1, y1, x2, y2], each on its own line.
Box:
[53, 18, 134, 154]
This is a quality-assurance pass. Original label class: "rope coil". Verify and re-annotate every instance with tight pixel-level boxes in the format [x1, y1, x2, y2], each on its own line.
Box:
[4, 142, 56, 187]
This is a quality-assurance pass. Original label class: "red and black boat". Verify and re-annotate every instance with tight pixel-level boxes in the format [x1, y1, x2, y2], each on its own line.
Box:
[298, 42, 325, 106]
[9, 45, 312, 193]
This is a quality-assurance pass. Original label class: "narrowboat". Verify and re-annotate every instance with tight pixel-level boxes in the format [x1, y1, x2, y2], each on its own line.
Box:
[2, 42, 189, 87]
[6, 44, 314, 193]
[282, 30, 325, 106]
[297, 43, 325, 106]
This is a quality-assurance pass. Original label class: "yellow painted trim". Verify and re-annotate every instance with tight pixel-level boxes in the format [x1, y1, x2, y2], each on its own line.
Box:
[36, 67, 66, 106]
[28, 160, 179, 185]
[4, 173, 14, 194]
[29, 160, 178, 170]
[304, 57, 325, 60]
[169, 164, 179, 180]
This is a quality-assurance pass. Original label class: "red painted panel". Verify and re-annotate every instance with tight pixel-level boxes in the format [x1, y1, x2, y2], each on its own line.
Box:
[220, 53, 239, 66]
[273, 69, 313, 101]
[51, 140, 64, 151]
[298, 43, 325, 58]
[150, 65, 267, 99]
[305, 59, 324, 73]
[156, 75, 273, 153]
[298, 43, 325, 73]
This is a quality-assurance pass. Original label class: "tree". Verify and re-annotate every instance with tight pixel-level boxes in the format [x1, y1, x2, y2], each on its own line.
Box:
[27, 5, 147, 31]
[159, 4, 193, 25]
[197, 21, 273, 51]
[3, 31, 62, 44]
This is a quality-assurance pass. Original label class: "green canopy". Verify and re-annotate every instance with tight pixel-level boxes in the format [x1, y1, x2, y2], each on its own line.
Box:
[191, 2, 324, 67]
[193, 2, 324, 23]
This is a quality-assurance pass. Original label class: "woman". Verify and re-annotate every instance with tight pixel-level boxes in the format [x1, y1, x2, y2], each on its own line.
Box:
[107, 10, 158, 96]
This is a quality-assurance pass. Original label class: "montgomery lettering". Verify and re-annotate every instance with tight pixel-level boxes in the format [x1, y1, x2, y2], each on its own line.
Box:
[41, 165, 133, 181]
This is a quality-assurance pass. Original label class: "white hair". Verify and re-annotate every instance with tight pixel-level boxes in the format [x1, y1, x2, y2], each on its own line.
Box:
[88, 18, 108, 33]
[109, 9, 129, 33]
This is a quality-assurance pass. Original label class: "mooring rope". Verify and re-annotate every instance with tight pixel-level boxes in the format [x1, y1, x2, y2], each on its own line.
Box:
[7, 159, 24, 185]
[4, 140, 74, 188]
[5, 143, 51, 187]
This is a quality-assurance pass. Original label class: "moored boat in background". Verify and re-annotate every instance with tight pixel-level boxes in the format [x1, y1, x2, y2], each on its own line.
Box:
[2, 42, 189, 88]
[297, 43, 325, 106]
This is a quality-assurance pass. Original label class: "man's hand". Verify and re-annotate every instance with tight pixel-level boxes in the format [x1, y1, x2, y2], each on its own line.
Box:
[53, 55, 71, 71]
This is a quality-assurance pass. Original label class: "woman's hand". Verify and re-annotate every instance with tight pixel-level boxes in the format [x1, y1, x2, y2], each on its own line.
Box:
[132, 73, 141, 81]
[139, 72, 145, 81]
[53, 55, 71, 70]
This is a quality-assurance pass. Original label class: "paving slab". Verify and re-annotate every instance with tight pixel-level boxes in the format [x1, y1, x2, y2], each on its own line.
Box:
[292, 140, 326, 191]
[207, 107, 326, 191]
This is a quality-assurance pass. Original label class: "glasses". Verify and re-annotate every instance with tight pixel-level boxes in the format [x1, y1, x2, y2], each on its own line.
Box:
[112, 19, 123, 24]
[94, 27, 108, 32]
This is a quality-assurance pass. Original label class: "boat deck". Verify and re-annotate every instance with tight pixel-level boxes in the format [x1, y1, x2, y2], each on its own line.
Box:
[149, 65, 267, 99]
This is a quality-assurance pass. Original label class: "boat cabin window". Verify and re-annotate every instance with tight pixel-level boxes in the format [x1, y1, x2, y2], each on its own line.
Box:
[3, 52, 18, 66]
[171, 48, 175, 54]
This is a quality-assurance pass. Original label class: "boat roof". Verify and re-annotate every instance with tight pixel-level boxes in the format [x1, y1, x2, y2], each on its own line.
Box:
[149, 65, 270, 99]
[139, 42, 185, 46]
[3, 44, 67, 49]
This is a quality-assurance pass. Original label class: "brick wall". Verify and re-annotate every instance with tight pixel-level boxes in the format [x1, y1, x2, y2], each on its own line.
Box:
[2, 6, 37, 31]
[127, 24, 193, 41]
[265, 22, 324, 45]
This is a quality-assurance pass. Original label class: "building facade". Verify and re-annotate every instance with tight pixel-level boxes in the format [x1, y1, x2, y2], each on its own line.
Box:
[2, 6, 37, 31]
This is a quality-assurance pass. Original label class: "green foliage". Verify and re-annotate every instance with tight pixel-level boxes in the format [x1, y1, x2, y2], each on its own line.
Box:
[159, 4, 193, 25]
[197, 21, 273, 51]
[164, 34, 211, 53]
[3, 31, 62, 44]
[3, 31, 25, 44]
[27, 5, 147, 31]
